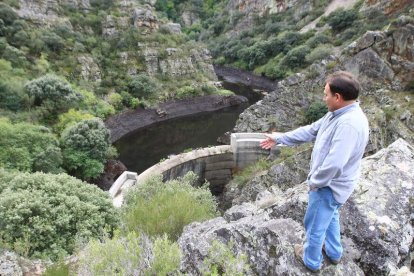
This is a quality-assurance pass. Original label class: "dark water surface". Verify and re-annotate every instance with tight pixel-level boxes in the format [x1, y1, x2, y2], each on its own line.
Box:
[114, 104, 248, 173]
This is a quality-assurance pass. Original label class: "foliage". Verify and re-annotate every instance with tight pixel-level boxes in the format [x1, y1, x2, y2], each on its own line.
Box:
[305, 45, 333, 63]
[25, 74, 82, 119]
[201, 240, 252, 276]
[304, 101, 328, 124]
[0, 119, 62, 173]
[0, 3, 18, 25]
[128, 74, 158, 100]
[281, 45, 311, 69]
[60, 118, 111, 180]
[122, 172, 218, 240]
[0, 170, 118, 260]
[231, 158, 273, 187]
[78, 231, 180, 276]
[147, 234, 181, 275]
[55, 109, 95, 134]
[327, 8, 358, 33]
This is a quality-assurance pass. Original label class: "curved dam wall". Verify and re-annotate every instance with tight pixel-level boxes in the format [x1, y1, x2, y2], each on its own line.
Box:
[110, 133, 273, 207]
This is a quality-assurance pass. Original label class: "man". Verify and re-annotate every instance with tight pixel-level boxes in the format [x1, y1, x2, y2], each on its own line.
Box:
[260, 71, 369, 272]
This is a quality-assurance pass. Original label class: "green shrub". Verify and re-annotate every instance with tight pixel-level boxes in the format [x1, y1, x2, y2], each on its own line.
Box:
[128, 74, 158, 99]
[176, 85, 199, 99]
[78, 232, 180, 276]
[0, 79, 24, 111]
[305, 33, 332, 48]
[305, 45, 333, 63]
[0, 170, 118, 260]
[0, 119, 63, 173]
[0, 3, 18, 25]
[55, 109, 95, 134]
[122, 172, 218, 240]
[232, 158, 273, 187]
[327, 8, 358, 33]
[281, 45, 311, 69]
[25, 74, 82, 118]
[60, 118, 111, 180]
[304, 101, 328, 124]
[201, 240, 252, 276]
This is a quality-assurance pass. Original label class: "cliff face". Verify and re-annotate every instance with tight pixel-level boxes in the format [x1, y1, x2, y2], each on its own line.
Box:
[13, 0, 216, 83]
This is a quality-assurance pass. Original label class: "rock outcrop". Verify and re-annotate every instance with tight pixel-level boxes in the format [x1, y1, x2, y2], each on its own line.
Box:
[179, 138, 414, 275]
[0, 250, 48, 276]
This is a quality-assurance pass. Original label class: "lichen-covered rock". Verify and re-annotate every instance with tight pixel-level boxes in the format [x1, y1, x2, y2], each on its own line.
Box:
[132, 6, 159, 33]
[77, 55, 101, 83]
[160, 23, 182, 34]
[0, 250, 48, 276]
[340, 138, 414, 275]
[179, 139, 414, 275]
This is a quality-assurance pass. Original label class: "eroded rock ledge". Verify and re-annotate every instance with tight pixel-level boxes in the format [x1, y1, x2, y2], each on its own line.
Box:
[105, 94, 248, 143]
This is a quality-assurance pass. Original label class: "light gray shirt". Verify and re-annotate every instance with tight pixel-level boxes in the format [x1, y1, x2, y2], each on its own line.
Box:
[273, 102, 369, 203]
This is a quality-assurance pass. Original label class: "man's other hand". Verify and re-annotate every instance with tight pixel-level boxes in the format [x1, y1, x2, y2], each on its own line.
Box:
[260, 134, 276, 149]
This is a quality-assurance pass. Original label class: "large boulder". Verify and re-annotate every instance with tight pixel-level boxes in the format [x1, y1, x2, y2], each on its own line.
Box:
[179, 139, 414, 275]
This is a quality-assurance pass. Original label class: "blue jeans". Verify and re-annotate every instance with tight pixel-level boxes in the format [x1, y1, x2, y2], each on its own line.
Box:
[303, 187, 342, 270]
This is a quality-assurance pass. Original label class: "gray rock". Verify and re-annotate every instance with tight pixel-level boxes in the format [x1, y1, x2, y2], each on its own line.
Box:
[179, 139, 414, 275]
[0, 251, 22, 276]
[340, 138, 414, 275]
[132, 6, 158, 33]
[77, 55, 101, 83]
[160, 23, 182, 34]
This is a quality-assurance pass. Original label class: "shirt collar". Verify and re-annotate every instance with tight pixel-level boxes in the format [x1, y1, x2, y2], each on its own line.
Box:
[330, 102, 359, 118]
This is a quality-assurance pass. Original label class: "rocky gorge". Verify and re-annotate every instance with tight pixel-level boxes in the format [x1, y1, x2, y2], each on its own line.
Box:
[1, 0, 413, 275]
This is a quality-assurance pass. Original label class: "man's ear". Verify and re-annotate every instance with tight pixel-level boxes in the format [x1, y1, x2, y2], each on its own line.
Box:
[335, 93, 342, 101]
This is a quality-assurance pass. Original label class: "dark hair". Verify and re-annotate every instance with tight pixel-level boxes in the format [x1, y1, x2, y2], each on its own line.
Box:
[326, 71, 360, 100]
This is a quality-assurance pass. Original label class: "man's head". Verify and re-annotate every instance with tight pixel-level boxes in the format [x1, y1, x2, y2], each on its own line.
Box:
[324, 71, 360, 112]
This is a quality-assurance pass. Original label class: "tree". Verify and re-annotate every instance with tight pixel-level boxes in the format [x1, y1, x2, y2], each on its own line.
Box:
[327, 8, 358, 33]
[128, 74, 158, 99]
[0, 170, 118, 260]
[24, 74, 82, 118]
[60, 118, 112, 180]
[0, 119, 63, 173]
[0, 3, 18, 25]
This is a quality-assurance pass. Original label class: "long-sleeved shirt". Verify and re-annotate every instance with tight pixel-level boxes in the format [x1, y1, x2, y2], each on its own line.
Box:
[272, 102, 369, 203]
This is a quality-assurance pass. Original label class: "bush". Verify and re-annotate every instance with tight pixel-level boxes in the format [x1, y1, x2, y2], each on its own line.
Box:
[304, 101, 328, 123]
[281, 45, 311, 69]
[305, 45, 333, 63]
[0, 119, 63, 173]
[60, 118, 112, 180]
[25, 74, 82, 118]
[0, 3, 18, 25]
[128, 74, 158, 99]
[0, 170, 118, 260]
[121, 172, 218, 240]
[305, 33, 332, 48]
[327, 8, 358, 33]
[55, 109, 95, 135]
[201, 240, 252, 275]
[0, 79, 24, 111]
[78, 232, 180, 276]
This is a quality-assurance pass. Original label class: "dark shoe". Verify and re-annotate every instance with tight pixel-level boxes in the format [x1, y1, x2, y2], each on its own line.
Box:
[294, 244, 319, 273]
[322, 246, 341, 265]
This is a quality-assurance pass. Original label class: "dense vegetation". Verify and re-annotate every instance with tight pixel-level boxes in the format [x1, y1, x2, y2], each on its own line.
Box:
[0, 170, 118, 260]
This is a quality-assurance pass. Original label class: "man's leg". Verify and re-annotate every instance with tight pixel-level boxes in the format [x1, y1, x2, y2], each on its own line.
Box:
[324, 207, 343, 262]
[302, 187, 341, 270]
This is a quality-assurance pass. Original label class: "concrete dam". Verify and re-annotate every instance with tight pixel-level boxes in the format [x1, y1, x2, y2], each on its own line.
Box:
[110, 133, 274, 207]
